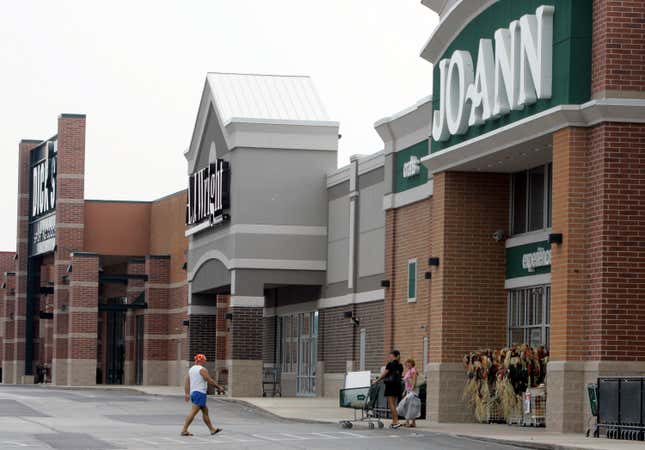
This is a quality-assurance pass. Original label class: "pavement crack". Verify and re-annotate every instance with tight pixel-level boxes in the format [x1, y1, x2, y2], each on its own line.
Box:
[19, 416, 61, 433]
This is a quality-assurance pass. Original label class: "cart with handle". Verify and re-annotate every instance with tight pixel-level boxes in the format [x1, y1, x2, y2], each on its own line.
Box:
[262, 367, 281, 397]
[338, 383, 386, 429]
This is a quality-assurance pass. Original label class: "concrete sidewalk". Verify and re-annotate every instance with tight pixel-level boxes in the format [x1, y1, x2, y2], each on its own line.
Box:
[36, 384, 644, 450]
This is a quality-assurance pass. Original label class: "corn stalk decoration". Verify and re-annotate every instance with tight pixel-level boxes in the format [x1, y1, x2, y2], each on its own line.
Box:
[463, 345, 548, 423]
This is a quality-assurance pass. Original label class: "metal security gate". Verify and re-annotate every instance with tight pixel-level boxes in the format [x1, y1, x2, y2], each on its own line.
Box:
[105, 311, 126, 385]
[296, 311, 318, 397]
[135, 315, 144, 385]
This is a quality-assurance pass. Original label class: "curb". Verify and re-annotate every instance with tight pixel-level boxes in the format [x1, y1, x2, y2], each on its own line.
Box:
[216, 397, 334, 425]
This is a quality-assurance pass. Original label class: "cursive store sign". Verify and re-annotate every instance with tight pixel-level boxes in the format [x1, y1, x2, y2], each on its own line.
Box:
[186, 159, 230, 229]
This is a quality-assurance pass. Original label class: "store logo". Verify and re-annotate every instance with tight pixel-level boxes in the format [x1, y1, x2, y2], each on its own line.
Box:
[522, 247, 551, 273]
[432, 5, 554, 142]
[402, 155, 421, 178]
[31, 142, 57, 218]
[186, 159, 230, 228]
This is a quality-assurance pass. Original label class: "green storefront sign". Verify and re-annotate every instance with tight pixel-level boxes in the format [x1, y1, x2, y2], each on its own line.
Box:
[506, 240, 551, 279]
[431, 0, 592, 153]
[394, 140, 429, 193]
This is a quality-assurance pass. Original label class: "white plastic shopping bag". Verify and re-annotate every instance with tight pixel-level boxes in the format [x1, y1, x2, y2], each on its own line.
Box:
[397, 391, 421, 419]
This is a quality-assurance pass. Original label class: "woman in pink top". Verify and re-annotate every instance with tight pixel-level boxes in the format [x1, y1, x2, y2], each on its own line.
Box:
[402, 359, 418, 427]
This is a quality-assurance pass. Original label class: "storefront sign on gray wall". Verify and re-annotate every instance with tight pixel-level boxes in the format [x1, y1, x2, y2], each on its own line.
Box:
[186, 159, 230, 230]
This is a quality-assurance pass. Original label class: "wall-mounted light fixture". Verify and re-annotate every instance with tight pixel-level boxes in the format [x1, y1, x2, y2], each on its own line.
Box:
[181, 262, 187, 271]
[0, 282, 5, 289]
[66, 265, 72, 273]
[548, 233, 563, 245]
[343, 310, 360, 326]
[428, 257, 440, 267]
[61, 275, 69, 284]
[424, 272, 432, 280]
[380, 279, 390, 288]
[13, 254, 18, 261]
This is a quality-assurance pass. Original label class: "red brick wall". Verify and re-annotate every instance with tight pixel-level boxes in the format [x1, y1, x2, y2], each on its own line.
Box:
[319, 306, 354, 372]
[551, 124, 645, 362]
[3, 274, 16, 366]
[143, 256, 170, 361]
[384, 199, 431, 365]
[429, 172, 509, 363]
[0, 253, 15, 375]
[68, 253, 99, 360]
[588, 123, 645, 360]
[592, 0, 645, 96]
[229, 307, 263, 360]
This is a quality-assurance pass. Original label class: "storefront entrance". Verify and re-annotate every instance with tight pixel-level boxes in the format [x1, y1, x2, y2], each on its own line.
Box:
[507, 285, 551, 349]
[279, 311, 318, 397]
[104, 309, 125, 385]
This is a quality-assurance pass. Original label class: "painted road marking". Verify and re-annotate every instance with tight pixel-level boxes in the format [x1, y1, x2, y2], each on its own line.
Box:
[107, 430, 431, 447]
[338, 431, 368, 438]
[279, 433, 308, 440]
[309, 432, 341, 439]
[131, 437, 159, 445]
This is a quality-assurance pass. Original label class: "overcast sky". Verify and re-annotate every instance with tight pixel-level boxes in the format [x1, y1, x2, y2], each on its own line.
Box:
[0, 0, 437, 251]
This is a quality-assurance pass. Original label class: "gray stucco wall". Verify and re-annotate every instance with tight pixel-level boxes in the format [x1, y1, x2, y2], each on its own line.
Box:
[187, 109, 337, 296]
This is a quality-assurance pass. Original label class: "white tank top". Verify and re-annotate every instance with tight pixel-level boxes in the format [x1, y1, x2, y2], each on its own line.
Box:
[189, 365, 207, 394]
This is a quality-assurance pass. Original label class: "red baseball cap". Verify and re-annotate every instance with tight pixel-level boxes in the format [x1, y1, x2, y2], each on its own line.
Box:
[194, 353, 207, 362]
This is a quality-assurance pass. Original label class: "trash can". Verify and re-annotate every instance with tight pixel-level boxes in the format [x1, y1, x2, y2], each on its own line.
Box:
[587, 383, 598, 417]
[418, 381, 427, 420]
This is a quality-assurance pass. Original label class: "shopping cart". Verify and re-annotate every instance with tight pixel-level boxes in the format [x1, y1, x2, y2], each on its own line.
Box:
[339, 382, 386, 429]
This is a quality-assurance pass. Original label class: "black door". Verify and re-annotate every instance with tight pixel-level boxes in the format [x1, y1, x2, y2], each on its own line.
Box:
[135, 315, 144, 385]
[105, 310, 126, 385]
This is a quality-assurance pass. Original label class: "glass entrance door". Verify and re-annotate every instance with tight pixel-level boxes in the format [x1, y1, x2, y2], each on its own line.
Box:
[296, 312, 318, 397]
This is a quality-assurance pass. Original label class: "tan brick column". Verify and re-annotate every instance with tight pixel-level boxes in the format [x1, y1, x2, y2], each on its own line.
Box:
[66, 252, 99, 385]
[428, 171, 509, 422]
[11, 140, 40, 384]
[52, 114, 86, 385]
[547, 127, 590, 432]
[2, 273, 16, 382]
[142, 255, 170, 385]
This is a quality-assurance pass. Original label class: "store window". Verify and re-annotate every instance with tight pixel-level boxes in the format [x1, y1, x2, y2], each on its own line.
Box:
[278, 315, 299, 373]
[507, 285, 550, 348]
[511, 163, 552, 235]
[408, 259, 417, 302]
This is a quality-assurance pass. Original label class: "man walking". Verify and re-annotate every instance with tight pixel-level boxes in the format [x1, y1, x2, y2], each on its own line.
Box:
[181, 353, 226, 437]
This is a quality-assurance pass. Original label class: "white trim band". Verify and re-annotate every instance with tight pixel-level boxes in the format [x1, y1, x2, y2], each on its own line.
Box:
[505, 230, 551, 248]
[188, 304, 218, 315]
[505, 274, 551, 289]
[422, 99, 645, 174]
[383, 180, 434, 210]
[230, 296, 264, 308]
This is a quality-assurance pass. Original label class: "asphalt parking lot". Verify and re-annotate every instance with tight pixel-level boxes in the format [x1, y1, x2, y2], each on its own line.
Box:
[0, 385, 528, 449]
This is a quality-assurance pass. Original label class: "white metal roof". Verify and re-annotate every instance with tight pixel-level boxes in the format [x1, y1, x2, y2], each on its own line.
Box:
[206, 72, 331, 124]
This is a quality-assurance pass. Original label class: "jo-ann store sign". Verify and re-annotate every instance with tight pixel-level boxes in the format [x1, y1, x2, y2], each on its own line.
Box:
[506, 241, 551, 280]
[431, 0, 592, 153]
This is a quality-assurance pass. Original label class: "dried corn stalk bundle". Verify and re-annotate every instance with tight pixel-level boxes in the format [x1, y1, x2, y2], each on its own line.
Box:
[463, 345, 549, 424]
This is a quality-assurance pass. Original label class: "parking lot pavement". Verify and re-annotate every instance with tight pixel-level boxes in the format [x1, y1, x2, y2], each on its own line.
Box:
[0, 385, 524, 449]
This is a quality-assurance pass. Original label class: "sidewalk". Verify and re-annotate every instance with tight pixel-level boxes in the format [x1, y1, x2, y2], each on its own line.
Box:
[38, 384, 644, 450]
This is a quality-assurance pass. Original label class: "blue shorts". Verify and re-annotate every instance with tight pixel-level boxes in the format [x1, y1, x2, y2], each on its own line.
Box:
[190, 391, 207, 407]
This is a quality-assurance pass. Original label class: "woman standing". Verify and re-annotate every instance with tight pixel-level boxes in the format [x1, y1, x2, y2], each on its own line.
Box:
[374, 350, 403, 429]
[401, 359, 420, 427]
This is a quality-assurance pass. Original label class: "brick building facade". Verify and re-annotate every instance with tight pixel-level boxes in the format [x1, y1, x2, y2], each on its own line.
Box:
[2, 0, 643, 436]
[376, 0, 645, 433]
[0, 114, 190, 387]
